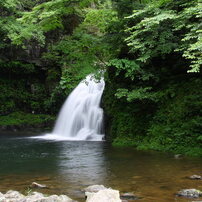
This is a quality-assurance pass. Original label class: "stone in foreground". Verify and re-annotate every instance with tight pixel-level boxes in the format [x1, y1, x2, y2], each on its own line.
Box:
[86, 188, 122, 202]
[0, 190, 75, 202]
[177, 189, 202, 198]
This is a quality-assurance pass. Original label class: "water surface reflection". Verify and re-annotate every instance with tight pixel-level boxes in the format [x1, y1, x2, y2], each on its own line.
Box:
[0, 135, 201, 202]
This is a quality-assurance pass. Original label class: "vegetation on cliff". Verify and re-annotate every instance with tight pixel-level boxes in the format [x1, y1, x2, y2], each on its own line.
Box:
[103, 0, 202, 156]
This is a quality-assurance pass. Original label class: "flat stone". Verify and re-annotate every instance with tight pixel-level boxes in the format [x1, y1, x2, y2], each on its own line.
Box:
[177, 189, 202, 198]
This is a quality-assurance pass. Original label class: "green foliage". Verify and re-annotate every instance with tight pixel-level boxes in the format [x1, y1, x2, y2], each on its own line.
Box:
[108, 59, 155, 81]
[126, 10, 177, 63]
[84, 7, 118, 33]
[143, 79, 202, 156]
[0, 112, 55, 127]
[108, 59, 140, 80]
[0, 0, 116, 117]
[0, 78, 48, 114]
[103, 0, 202, 156]
[177, 1, 202, 72]
[0, 61, 35, 73]
[126, 0, 201, 72]
[42, 5, 115, 93]
[104, 74, 202, 156]
[115, 87, 154, 102]
[8, 0, 96, 45]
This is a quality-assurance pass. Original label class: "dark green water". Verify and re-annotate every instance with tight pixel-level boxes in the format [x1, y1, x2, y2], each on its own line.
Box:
[0, 134, 202, 202]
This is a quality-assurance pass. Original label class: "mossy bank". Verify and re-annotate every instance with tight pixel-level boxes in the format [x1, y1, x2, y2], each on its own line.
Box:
[103, 67, 202, 157]
[0, 112, 55, 134]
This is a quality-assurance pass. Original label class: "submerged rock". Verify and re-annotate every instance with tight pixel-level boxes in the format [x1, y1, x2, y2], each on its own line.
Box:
[86, 188, 122, 202]
[120, 192, 139, 200]
[174, 154, 183, 159]
[177, 189, 202, 198]
[189, 175, 202, 180]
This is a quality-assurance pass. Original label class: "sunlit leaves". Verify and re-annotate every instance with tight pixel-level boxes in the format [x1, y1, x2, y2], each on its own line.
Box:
[125, 0, 201, 72]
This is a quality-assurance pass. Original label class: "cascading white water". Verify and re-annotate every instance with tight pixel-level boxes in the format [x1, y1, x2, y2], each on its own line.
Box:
[35, 74, 105, 141]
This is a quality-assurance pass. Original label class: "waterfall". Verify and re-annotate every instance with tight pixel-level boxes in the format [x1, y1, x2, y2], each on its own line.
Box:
[34, 74, 105, 141]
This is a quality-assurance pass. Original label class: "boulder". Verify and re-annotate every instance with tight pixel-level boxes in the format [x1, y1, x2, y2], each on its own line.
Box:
[86, 188, 122, 202]
[177, 189, 202, 198]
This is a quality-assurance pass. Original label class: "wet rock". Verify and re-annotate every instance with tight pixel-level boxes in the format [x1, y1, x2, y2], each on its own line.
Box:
[26, 193, 74, 202]
[39, 194, 74, 202]
[120, 192, 139, 200]
[177, 189, 202, 198]
[0, 192, 6, 201]
[86, 188, 122, 202]
[26, 192, 45, 200]
[4, 190, 24, 199]
[189, 175, 202, 180]
[59, 195, 74, 201]
[1, 190, 74, 202]
[31, 182, 47, 188]
[84, 185, 107, 193]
